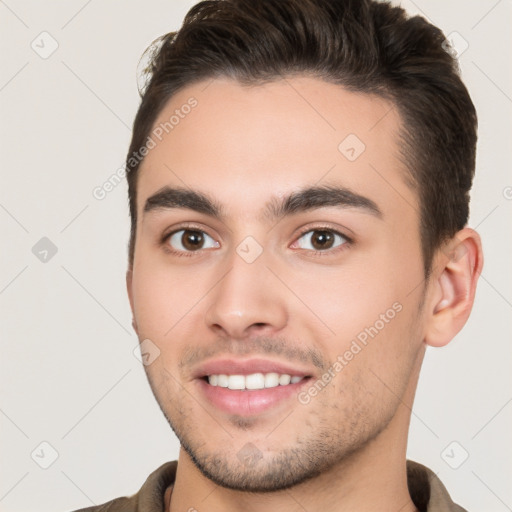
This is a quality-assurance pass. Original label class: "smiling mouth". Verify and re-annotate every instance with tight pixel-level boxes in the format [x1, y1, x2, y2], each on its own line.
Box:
[203, 372, 310, 390]
[196, 369, 313, 416]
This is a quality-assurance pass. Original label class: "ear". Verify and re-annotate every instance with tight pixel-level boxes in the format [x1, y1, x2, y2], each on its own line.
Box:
[126, 268, 139, 335]
[424, 227, 483, 347]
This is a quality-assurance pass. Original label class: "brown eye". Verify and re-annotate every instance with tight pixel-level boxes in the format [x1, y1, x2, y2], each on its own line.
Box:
[296, 229, 347, 251]
[168, 229, 219, 252]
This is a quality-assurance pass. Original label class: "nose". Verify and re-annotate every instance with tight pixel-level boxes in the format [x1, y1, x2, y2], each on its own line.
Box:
[204, 249, 288, 339]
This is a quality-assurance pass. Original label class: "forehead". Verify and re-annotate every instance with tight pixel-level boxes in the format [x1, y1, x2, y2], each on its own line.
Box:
[136, 76, 415, 222]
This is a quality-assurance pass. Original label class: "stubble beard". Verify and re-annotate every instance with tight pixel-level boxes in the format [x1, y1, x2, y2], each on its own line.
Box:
[151, 375, 399, 493]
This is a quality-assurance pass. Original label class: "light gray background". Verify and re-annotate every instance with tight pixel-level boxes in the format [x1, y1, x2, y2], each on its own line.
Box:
[1, 1, 511, 511]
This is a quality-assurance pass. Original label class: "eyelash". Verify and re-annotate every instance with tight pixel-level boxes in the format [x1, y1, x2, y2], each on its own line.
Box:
[160, 224, 353, 258]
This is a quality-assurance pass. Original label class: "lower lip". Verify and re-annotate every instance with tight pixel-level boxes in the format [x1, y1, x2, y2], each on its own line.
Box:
[197, 378, 310, 416]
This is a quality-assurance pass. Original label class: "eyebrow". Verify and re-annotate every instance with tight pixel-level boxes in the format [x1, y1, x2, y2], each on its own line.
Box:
[143, 184, 382, 220]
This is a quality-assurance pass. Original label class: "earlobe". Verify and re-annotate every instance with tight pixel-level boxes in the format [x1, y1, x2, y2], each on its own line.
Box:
[424, 228, 483, 348]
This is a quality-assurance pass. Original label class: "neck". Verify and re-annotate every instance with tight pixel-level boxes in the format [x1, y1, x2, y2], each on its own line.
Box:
[169, 416, 417, 512]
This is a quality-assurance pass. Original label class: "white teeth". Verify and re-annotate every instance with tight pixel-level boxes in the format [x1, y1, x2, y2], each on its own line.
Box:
[279, 374, 291, 385]
[227, 375, 245, 390]
[217, 374, 229, 387]
[245, 373, 265, 389]
[207, 372, 305, 390]
[264, 372, 280, 388]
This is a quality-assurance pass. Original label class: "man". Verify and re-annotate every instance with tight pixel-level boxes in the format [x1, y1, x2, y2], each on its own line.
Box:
[76, 0, 483, 510]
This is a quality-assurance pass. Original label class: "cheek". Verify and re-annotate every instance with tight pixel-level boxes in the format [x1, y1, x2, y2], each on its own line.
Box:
[287, 251, 422, 371]
[131, 261, 208, 339]
[289, 262, 400, 338]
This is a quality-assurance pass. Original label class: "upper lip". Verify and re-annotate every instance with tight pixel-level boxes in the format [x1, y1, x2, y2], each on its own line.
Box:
[193, 358, 314, 379]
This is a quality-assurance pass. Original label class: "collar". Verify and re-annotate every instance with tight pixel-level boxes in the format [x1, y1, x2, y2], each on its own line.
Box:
[77, 459, 467, 511]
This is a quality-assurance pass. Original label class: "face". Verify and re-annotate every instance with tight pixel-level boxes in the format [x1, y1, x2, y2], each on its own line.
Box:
[127, 77, 428, 491]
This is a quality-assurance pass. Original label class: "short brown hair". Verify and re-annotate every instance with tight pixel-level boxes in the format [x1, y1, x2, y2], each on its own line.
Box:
[125, 0, 477, 276]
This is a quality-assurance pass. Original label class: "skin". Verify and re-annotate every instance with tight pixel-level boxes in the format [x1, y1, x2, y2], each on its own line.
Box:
[126, 76, 483, 512]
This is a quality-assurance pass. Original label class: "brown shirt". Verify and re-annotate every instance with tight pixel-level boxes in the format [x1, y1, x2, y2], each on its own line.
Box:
[71, 460, 467, 512]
